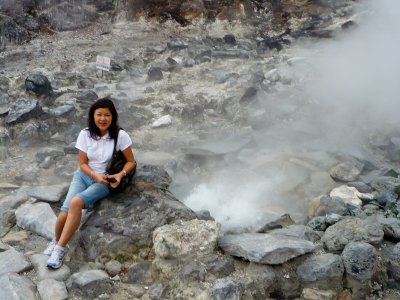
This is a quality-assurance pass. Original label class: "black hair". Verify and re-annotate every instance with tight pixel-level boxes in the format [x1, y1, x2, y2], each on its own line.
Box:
[87, 98, 119, 140]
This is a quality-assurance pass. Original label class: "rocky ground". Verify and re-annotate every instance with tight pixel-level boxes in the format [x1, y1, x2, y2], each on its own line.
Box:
[1, 0, 400, 299]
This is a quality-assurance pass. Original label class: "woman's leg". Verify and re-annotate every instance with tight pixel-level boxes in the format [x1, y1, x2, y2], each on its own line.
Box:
[44, 170, 87, 257]
[57, 179, 109, 247]
[55, 212, 68, 241]
[58, 196, 85, 247]
[47, 196, 85, 269]
[56, 170, 88, 238]
[47, 171, 109, 269]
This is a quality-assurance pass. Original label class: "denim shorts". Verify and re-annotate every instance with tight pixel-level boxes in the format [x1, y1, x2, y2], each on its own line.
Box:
[61, 169, 110, 212]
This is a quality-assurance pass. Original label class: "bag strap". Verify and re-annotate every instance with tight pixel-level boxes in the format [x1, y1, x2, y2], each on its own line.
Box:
[112, 128, 120, 155]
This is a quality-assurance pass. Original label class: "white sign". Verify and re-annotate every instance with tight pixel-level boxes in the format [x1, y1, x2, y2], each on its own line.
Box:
[96, 55, 111, 72]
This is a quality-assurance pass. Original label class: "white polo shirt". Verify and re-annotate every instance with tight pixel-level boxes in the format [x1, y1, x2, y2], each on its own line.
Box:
[75, 129, 132, 173]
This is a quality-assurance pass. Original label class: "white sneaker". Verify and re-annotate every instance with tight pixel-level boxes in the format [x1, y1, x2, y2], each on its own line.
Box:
[47, 245, 66, 269]
[43, 239, 57, 257]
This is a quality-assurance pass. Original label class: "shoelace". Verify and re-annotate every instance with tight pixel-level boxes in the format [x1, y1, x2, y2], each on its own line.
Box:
[45, 240, 56, 250]
[50, 247, 64, 261]
[44, 240, 57, 256]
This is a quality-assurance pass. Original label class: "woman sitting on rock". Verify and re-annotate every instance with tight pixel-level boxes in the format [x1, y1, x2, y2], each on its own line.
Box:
[44, 98, 136, 269]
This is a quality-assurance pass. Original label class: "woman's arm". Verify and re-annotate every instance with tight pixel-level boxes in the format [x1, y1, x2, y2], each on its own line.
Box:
[79, 150, 108, 184]
[121, 146, 136, 174]
[107, 147, 136, 188]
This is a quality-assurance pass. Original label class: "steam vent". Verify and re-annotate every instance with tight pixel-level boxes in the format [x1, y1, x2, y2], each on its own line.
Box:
[1, 0, 400, 299]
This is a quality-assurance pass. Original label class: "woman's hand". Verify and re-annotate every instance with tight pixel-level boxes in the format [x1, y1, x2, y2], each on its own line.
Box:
[92, 173, 108, 184]
[79, 152, 108, 185]
[106, 174, 123, 188]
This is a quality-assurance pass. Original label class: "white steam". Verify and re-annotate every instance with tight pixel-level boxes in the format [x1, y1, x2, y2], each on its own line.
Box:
[183, 0, 400, 231]
[184, 168, 283, 230]
[297, 0, 400, 134]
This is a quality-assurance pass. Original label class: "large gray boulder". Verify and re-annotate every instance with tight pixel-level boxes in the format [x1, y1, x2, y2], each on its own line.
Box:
[234, 263, 275, 299]
[0, 273, 37, 300]
[73, 165, 197, 263]
[297, 253, 344, 290]
[321, 218, 384, 252]
[37, 278, 68, 300]
[153, 219, 220, 259]
[37, 279, 68, 300]
[329, 162, 362, 182]
[369, 215, 400, 242]
[218, 233, 315, 265]
[15, 202, 56, 240]
[383, 242, 400, 282]
[342, 242, 380, 299]
[66, 270, 114, 298]
[0, 248, 32, 276]
[25, 73, 53, 97]
[5, 98, 42, 126]
[309, 195, 347, 218]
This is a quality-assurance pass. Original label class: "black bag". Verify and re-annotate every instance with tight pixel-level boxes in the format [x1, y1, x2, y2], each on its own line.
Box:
[106, 129, 135, 193]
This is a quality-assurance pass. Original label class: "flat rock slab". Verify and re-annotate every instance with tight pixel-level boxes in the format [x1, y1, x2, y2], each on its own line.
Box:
[37, 278, 68, 300]
[30, 254, 71, 281]
[0, 273, 36, 300]
[0, 248, 32, 277]
[269, 225, 321, 243]
[67, 270, 110, 288]
[66, 269, 114, 298]
[28, 184, 69, 202]
[218, 233, 315, 265]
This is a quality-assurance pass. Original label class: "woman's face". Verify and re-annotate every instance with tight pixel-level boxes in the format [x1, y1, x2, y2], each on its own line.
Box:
[94, 107, 112, 135]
